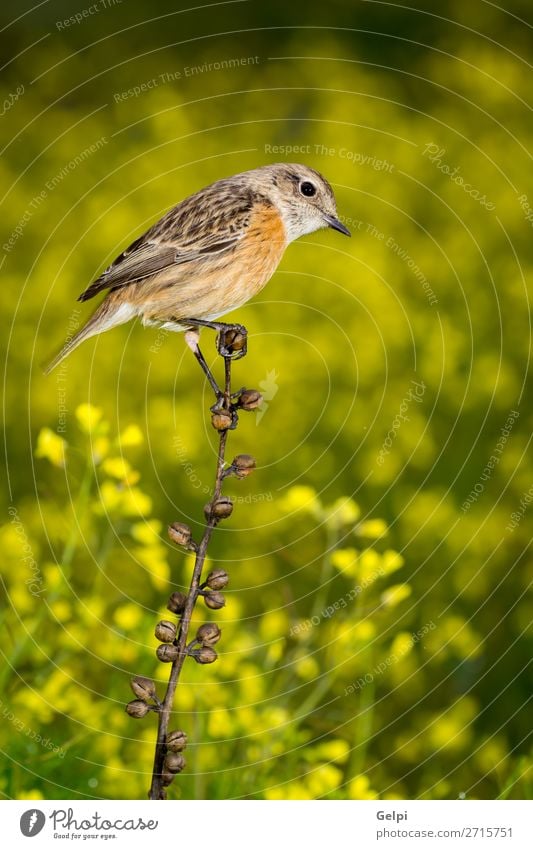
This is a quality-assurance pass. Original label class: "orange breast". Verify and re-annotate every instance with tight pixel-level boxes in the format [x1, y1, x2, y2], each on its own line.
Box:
[139, 202, 288, 322]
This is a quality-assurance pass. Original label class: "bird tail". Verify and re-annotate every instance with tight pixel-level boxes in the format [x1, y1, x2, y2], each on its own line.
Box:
[43, 297, 134, 375]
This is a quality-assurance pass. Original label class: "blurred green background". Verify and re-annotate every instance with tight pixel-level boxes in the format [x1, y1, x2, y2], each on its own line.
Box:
[1, 0, 531, 800]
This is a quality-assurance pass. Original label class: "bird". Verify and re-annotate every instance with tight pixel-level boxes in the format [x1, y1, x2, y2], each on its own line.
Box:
[44, 162, 350, 375]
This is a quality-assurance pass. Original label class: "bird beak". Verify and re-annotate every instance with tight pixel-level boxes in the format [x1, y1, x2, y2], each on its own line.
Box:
[324, 214, 351, 236]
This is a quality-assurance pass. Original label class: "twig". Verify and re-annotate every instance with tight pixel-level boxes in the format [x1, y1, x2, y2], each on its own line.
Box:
[125, 325, 263, 800]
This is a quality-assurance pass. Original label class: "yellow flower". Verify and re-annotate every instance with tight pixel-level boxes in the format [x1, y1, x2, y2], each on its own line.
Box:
[357, 518, 388, 538]
[381, 583, 412, 608]
[113, 603, 142, 630]
[295, 654, 319, 680]
[102, 456, 140, 484]
[279, 485, 321, 516]
[391, 631, 414, 659]
[348, 774, 379, 799]
[331, 547, 358, 577]
[208, 707, 234, 738]
[118, 424, 144, 447]
[35, 427, 66, 467]
[382, 549, 405, 575]
[75, 403, 104, 433]
[358, 548, 382, 582]
[325, 496, 361, 527]
[306, 763, 343, 797]
[314, 738, 350, 763]
[131, 519, 163, 545]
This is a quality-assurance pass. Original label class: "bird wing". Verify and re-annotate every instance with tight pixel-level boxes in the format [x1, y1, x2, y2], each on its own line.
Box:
[78, 180, 258, 302]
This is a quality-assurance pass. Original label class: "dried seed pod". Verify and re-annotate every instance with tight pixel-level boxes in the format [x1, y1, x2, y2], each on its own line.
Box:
[238, 389, 263, 411]
[194, 645, 218, 664]
[166, 729, 188, 753]
[205, 497, 233, 521]
[167, 522, 192, 547]
[164, 752, 186, 774]
[156, 643, 179, 663]
[196, 622, 222, 646]
[125, 699, 151, 718]
[130, 676, 156, 702]
[204, 591, 226, 610]
[161, 771, 175, 787]
[231, 453, 256, 478]
[167, 591, 187, 614]
[211, 410, 233, 431]
[155, 620, 177, 643]
[222, 327, 247, 353]
[205, 568, 229, 590]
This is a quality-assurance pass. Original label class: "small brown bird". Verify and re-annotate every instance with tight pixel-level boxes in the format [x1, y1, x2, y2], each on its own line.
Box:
[45, 163, 350, 374]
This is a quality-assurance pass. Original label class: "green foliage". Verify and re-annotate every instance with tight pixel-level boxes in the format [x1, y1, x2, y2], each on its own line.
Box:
[1, 0, 531, 800]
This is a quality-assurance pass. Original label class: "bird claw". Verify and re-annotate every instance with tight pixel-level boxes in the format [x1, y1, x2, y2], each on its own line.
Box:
[216, 324, 248, 360]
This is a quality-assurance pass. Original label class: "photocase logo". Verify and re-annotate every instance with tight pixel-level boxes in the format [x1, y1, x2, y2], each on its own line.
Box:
[20, 809, 46, 837]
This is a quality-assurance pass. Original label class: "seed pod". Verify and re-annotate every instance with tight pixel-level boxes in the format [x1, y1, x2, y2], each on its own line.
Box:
[238, 389, 263, 411]
[205, 497, 233, 521]
[166, 729, 188, 752]
[167, 591, 187, 614]
[161, 771, 175, 787]
[164, 752, 186, 774]
[231, 454, 256, 478]
[168, 522, 192, 547]
[155, 620, 177, 643]
[194, 645, 218, 664]
[130, 675, 156, 702]
[156, 643, 179, 663]
[204, 591, 226, 610]
[211, 410, 233, 431]
[126, 699, 150, 718]
[206, 568, 229, 590]
[196, 622, 221, 646]
[223, 327, 247, 353]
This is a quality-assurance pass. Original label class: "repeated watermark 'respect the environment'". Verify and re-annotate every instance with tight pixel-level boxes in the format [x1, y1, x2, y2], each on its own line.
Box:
[461, 409, 519, 513]
[3, 137, 108, 253]
[56, 0, 122, 29]
[114, 56, 261, 102]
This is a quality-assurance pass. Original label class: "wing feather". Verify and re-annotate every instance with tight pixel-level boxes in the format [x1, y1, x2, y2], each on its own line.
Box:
[78, 179, 259, 302]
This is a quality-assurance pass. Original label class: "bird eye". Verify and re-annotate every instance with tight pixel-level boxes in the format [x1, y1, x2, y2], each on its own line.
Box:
[300, 181, 317, 197]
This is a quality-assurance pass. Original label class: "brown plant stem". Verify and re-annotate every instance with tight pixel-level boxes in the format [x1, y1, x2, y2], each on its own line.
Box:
[148, 356, 232, 800]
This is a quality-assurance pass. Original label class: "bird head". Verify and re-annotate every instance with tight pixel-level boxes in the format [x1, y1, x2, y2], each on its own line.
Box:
[259, 163, 351, 242]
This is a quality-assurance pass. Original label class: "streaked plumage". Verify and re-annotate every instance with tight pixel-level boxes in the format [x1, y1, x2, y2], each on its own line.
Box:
[45, 163, 349, 373]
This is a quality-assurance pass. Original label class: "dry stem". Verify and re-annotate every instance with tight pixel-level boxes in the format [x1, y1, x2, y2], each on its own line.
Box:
[148, 357, 233, 800]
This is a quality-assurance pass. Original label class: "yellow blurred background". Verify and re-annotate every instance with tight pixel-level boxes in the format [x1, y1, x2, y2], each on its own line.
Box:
[1, 0, 531, 800]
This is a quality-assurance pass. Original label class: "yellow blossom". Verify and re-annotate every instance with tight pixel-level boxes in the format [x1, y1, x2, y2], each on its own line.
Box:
[381, 583, 412, 608]
[35, 427, 66, 467]
[102, 456, 140, 484]
[75, 403, 104, 433]
[325, 496, 361, 527]
[279, 485, 321, 516]
[113, 603, 142, 630]
[331, 547, 358, 577]
[391, 631, 414, 659]
[357, 518, 388, 538]
[348, 774, 379, 799]
[382, 549, 405, 575]
[306, 763, 343, 796]
[118, 424, 144, 447]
